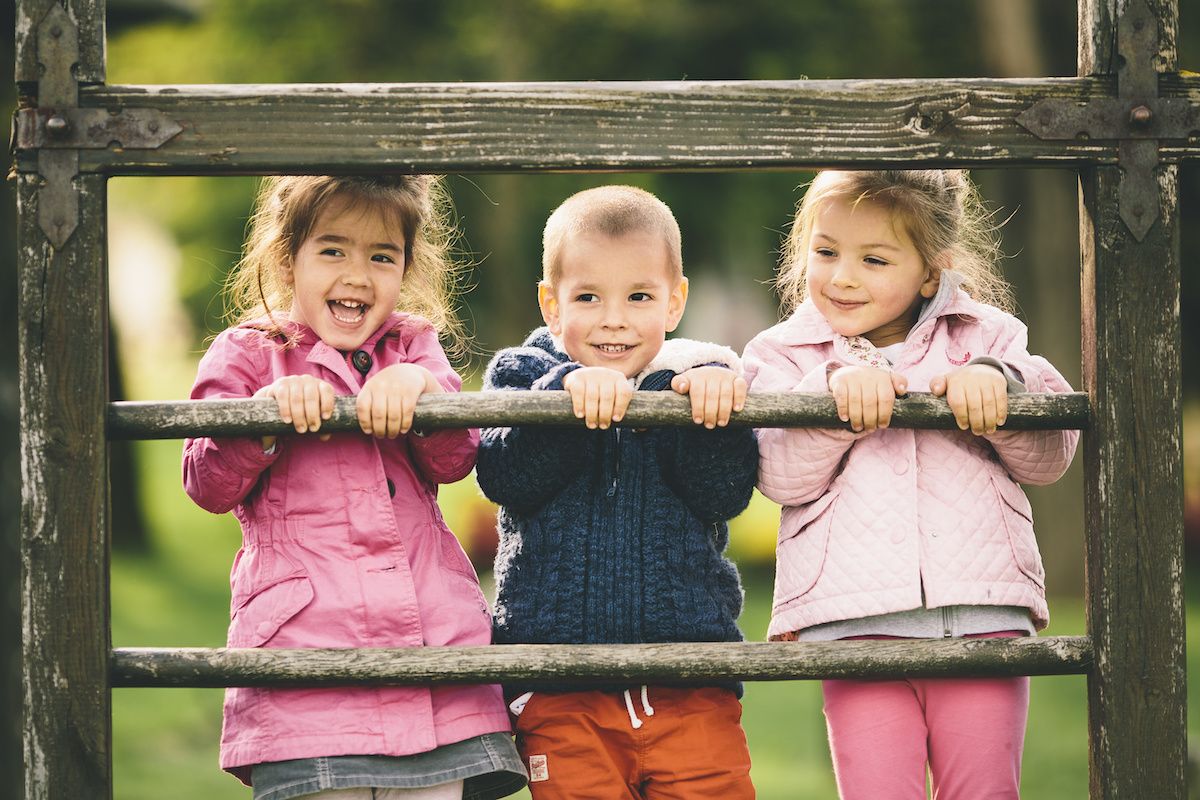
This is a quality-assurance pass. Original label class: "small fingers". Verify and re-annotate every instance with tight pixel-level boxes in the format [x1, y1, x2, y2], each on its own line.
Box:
[612, 382, 632, 424]
[946, 380, 968, 430]
[715, 382, 734, 428]
[357, 388, 374, 435]
[877, 380, 895, 430]
[733, 376, 747, 413]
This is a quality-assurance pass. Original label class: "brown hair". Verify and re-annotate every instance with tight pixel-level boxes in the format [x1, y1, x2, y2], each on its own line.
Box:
[541, 185, 682, 286]
[777, 170, 1013, 315]
[225, 175, 468, 359]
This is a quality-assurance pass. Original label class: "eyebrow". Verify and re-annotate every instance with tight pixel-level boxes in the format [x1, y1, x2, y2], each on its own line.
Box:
[315, 234, 402, 252]
[812, 232, 901, 251]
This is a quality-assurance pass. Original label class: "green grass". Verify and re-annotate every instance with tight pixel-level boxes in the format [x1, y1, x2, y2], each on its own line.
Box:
[112, 438, 1190, 799]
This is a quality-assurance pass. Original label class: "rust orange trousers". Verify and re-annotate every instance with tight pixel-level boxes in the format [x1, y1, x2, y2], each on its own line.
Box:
[513, 686, 755, 800]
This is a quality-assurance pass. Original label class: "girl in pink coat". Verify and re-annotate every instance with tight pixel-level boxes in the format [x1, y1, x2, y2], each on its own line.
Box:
[183, 176, 524, 800]
[743, 170, 1078, 800]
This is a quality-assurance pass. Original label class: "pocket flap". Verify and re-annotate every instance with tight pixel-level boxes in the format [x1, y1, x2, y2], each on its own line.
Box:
[779, 489, 840, 543]
[229, 574, 314, 648]
[991, 474, 1034, 522]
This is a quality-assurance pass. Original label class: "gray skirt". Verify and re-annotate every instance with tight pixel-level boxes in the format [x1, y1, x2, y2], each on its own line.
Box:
[250, 733, 527, 800]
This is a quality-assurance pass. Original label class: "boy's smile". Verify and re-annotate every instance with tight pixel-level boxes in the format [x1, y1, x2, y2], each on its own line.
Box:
[282, 201, 407, 352]
[539, 229, 688, 378]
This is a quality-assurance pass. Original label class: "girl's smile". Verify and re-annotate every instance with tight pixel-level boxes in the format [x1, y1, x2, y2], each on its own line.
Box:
[282, 201, 407, 352]
[807, 197, 939, 347]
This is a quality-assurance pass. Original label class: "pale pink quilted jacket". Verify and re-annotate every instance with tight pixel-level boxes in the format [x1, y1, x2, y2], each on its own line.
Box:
[743, 285, 1078, 638]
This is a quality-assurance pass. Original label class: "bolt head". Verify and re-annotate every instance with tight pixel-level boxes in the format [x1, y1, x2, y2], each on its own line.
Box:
[1130, 105, 1153, 125]
[45, 115, 69, 135]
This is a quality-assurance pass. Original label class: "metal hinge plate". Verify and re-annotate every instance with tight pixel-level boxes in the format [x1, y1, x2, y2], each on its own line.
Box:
[1016, 0, 1187, 240]
[15, 107, 183, 150]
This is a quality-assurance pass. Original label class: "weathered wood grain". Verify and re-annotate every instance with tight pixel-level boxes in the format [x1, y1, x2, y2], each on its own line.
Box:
[18, 172, 111, 799]
[107, 391, 1091, 440]
[111, 637, 1092, 688]
[15, 0, 105, 85]
[6, 75, 1198, 175]
[1079, 2, 1185, 797]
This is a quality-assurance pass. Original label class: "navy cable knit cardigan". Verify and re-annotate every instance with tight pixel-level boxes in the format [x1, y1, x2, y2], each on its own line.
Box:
[477, 328, 759, 694]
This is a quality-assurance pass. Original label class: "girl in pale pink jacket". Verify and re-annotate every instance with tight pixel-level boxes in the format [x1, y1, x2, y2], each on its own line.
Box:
[743, 170, 1078, 800]
[184, 176, 525, 800]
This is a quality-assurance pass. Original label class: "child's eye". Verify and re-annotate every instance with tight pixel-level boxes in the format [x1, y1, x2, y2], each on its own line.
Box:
[629, 292, 652, 302]
[371, 253, 396, 264]
[319, 247, 344, 257]
[814, 247, 836, 258]
[864, 256, 890, 267]
[574, 293, 598, 303]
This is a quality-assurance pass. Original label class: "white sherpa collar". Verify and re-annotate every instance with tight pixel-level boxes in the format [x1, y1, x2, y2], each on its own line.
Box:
[634, 338, 741, 386]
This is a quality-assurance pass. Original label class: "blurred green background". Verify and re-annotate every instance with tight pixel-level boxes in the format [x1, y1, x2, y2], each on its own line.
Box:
[4, 1, 1200, 798]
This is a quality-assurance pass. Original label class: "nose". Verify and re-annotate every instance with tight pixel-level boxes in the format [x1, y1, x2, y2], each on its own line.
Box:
[600, 302, 627, 329]
[830, 257, 857, 288]
[340, 253, 370, 286]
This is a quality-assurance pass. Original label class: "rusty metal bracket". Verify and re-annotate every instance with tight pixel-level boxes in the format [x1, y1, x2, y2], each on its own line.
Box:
[36, 3, 80, 249]
[15, 108, 183, 150]
[1016, 0, 1193, 240]
[22, 5, 182, 249]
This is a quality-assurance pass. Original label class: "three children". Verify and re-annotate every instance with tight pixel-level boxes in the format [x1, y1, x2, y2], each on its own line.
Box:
[185, 170, 1074, 800]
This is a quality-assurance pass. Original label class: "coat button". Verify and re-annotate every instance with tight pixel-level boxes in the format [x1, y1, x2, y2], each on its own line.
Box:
[893, 460, 909, 475]
[387, 479, 396, 497]
[927, 528, 939, 538]
[351, 350, 373, 376]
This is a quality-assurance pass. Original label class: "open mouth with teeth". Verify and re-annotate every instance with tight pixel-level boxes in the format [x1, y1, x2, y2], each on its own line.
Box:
[594, 343, 634, 354]
[329, 299, 368, 323]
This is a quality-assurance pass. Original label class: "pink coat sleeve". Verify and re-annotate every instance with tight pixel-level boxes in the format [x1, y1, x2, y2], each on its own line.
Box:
[399, 326, 479, 485]
[743, 335, 866, 507]
[182, 330, 281, 514]
[980, 317, 1080, 485]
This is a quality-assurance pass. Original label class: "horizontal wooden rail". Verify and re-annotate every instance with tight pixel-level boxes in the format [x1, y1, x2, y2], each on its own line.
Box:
[111, 637, 1092, 688]
[12, 75, 1200, 175]
[108, 391, 1089, 439]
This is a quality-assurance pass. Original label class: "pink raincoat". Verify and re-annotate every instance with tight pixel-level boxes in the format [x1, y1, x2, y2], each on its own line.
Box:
[183, 313, 509, 784]
[743, 283, 1078, 639]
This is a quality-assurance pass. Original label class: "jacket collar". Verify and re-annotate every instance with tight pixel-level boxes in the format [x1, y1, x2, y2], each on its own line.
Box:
[240, 312, 410, 392]
[774, 270, 982, 348]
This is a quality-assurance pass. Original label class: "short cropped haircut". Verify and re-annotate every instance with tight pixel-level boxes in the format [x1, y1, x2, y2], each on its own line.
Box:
[542, 185, 683, 286]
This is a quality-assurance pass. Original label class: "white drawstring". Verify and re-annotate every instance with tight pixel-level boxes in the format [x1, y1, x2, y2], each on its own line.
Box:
[622, 686, 655, 729]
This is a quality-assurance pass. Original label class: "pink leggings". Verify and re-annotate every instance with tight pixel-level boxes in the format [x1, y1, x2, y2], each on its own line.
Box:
[822, 638, 1029, 799]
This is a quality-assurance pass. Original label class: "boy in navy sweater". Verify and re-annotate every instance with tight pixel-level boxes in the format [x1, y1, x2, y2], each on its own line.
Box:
[476, 186, 758, 799]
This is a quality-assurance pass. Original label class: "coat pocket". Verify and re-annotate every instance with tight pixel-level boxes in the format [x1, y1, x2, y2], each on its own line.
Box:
[773, 490, 839, 611]
[228, 549, 315, 648]
[991, 473, 1046, 589]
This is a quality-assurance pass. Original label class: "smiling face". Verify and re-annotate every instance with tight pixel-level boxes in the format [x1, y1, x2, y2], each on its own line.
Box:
[806, 196, 940, 347]
[281, 200, 406, 351]
[538, 229, 688, 377]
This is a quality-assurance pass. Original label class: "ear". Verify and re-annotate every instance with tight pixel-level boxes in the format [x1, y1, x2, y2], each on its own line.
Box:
[278, 256, 296, 288]
[919, 254, 946, 299]
[537, 281, 562, 335]
[665, 276, 689, 333]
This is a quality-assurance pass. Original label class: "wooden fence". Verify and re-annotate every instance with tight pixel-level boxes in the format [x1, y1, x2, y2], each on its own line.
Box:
[13, 0, 1194, 796]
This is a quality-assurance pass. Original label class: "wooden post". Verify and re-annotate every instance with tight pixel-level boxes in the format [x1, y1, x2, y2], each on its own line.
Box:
[17, 2, 110, 796]
[1079, 1, 1185, 797]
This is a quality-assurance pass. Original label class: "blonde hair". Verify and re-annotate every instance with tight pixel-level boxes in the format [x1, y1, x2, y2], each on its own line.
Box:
[542, 185, 683, 286]
[777, 170, 1013, 315]
[226, 175, 468, 359]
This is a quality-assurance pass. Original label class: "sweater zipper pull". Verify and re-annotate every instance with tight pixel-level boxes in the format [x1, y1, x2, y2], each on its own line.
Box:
[607, 429, 621, 498]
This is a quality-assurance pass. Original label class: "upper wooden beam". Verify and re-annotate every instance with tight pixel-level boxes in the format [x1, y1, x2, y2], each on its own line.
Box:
[11, 75, 1200, 175]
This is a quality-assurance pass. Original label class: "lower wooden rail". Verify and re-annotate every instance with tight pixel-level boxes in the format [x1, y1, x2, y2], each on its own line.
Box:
[112, 637, 1092, 688]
